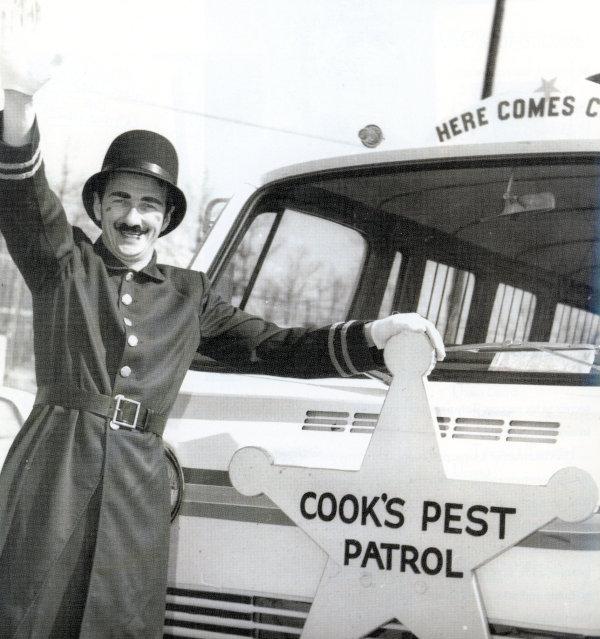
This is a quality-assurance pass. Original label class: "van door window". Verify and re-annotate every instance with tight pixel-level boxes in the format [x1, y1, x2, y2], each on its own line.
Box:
[549, 303, 600, 343]
[213, 212, 278, 308]
[416, 260, 474, 344]
[214, 210, 367, 328]
[486, 284, 537, 343]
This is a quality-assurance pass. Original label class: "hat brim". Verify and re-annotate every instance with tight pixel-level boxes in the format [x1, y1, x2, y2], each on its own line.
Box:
[82, 168, 187, 237]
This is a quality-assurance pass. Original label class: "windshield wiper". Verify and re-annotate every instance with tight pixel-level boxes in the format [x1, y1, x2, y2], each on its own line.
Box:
[447, 341, 600, 373]
[526, 344, 600, 372]
[446, 341, 599, 353]
[368, 342, 600, 382]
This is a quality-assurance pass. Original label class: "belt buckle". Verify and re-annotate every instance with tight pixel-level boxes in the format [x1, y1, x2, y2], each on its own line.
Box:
[110, 394, 141, 431]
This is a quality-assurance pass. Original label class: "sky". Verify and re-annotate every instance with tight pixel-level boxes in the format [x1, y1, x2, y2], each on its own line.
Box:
[4, 0, 488, 189]
[3, 0, 600, 263]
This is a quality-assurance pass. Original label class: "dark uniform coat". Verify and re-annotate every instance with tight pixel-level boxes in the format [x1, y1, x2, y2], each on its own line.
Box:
[0, 118, 379, 638]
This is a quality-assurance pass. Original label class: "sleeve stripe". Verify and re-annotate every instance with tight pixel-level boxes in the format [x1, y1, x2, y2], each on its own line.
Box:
[340, 321, 361, 375]
[0, 149, 43, 180]
[328, 322, 350, 377]
[0, 144, 41, 170]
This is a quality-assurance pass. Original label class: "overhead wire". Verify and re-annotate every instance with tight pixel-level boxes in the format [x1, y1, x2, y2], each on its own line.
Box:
[81, 89, 362, 148]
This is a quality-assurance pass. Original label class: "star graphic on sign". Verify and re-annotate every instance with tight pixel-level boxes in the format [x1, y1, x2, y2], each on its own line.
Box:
[229, 334, 598, 639]
[535, 77, 560, 101]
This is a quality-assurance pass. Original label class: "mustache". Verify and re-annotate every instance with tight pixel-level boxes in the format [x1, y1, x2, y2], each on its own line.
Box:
[116, 223, 147, 234]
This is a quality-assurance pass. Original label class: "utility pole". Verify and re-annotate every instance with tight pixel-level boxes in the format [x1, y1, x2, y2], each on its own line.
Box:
[481, 0, 506, 99]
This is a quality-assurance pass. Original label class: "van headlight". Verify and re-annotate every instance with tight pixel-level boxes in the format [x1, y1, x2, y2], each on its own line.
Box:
[164, 443, 184, 522]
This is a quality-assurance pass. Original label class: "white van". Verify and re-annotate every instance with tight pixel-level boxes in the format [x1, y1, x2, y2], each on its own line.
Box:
[159, 139, 600, 638]
[1, 139, 599, 639]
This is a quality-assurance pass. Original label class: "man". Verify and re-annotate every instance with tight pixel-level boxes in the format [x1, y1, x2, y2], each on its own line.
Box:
[0, 49, 444, 638]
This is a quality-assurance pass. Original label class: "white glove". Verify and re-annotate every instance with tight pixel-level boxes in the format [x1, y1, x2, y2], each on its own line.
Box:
[366, 313, 446, 360]
[0, 30, 62, 96]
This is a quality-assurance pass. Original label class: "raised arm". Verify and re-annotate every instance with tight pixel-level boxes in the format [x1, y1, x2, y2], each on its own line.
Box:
[1, 30, 59, 143]
[0, 37, 72, 291]
[2, 90, 35, 147]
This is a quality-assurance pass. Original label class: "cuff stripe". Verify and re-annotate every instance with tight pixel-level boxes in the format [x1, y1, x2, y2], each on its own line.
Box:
[340, 321, 361, 375]
[328, 322, 350, 377]
[0, 145, 41, 171]
[0, 150, 42, 180]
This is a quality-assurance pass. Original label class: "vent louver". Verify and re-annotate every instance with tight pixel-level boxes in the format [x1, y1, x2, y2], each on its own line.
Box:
[302, 410, 379, 433]
[164, 587, 413, 638]
[439, 416, 560, 443]
[302, 411, 560, 444]
[164, 587, 571, 638]
[506, 420, 560, 444]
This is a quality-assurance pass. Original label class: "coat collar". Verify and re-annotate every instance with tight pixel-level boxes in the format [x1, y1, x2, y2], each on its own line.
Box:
[94, 237, 166, 282]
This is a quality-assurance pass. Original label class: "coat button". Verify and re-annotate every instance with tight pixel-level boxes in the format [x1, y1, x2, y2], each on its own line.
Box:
[120, 365, 132, 377]
[124, 317, 132, 327]
[125, 272, 133, 281]
[121, 293, 132, 305]
[128, 335, 138, 346]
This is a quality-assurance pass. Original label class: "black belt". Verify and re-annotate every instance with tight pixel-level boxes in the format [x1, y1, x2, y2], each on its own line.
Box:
[34, 387, 167, 436]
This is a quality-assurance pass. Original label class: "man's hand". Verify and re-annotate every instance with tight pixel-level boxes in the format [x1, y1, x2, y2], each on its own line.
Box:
[365, 313, 446, 361]
[0, 30, 61, 96]
[0, 29, 61, 146]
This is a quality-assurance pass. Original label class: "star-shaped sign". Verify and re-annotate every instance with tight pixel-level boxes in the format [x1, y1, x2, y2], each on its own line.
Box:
[229, 334, 598, 639]
[535, 77, 560, 101]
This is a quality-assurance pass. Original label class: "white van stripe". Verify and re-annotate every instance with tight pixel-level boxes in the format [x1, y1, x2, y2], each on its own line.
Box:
[180, 469, 600, 548]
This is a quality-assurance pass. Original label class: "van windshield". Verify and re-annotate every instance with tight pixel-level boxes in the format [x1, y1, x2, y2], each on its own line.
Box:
[207, 153, 600, 384]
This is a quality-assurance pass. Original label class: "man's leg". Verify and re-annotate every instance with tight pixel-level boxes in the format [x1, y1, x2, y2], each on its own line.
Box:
[47, 483, 102, 638]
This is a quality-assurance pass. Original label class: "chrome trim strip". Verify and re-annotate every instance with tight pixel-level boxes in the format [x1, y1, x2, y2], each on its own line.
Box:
[185, 483, 276, 508]
[183, 467, 231, 487]
[180, 501, 294, 526]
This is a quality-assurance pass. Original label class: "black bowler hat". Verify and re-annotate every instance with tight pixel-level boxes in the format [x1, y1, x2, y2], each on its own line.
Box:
[82, 130, 187, 236]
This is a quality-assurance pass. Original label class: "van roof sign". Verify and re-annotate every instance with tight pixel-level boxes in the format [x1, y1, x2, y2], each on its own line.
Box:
[432, 77, 600, 146]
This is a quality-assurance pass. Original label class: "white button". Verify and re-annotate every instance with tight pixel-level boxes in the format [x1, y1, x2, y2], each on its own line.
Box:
[125, 272, 133, 281]
[128, 335, 138, 347]
[120, 365, 132, 377]
[109, 421, 120, 430]
[121, 294, 132, 305]
[124, 317, 132, 327]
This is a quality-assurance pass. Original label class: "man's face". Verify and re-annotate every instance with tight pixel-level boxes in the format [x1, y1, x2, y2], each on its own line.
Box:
[93, 172, 172, 269]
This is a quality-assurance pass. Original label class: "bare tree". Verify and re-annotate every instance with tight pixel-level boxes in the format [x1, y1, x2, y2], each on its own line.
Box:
[254, 245, 324, 326]
[192, 171, 218, 251]
[157, 172, 213, 267]
[0, 0, 41, 38]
